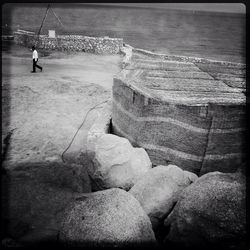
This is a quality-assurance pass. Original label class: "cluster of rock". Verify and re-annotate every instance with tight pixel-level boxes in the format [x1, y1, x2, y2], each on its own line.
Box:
[58, 133, 246, 248]
[164, 171, 246, 248]
[13, 31, 123, 54]
[87, 134, 152, 191]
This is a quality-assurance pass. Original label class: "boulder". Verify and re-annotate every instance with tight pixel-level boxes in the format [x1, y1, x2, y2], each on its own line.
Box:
[59, 188, 156, 247]
[1, 169, 84, 246]
[160, 164, 198, 186]
[183, 170, 199, 183]
[164, 171, 246, 248]
[88, 134, 152, 191]
[129, 165, 197, 230]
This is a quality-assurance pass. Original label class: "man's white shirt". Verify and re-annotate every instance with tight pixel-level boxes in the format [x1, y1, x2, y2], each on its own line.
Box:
[32, 50, 38, 60]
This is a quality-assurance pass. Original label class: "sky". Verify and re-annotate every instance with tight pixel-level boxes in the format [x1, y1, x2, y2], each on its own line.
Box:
[84, 3, 246, 14]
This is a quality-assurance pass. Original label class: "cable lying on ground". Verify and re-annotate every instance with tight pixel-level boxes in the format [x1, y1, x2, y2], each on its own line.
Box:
[61, 99, 110, 163]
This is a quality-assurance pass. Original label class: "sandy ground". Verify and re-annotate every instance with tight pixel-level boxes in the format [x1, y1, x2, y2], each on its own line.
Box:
[2, 43, 122, 167]
[1, 42, 122, 245]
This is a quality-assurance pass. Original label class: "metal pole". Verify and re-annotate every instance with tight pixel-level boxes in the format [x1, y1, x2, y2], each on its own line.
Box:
[37, 4, 50, 37]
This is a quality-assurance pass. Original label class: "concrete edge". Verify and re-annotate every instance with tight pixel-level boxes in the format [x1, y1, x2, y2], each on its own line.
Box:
[132, 47, 245, 67]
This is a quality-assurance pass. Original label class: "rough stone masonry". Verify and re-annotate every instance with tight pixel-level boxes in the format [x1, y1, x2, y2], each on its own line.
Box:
[14, 30, 123, 54]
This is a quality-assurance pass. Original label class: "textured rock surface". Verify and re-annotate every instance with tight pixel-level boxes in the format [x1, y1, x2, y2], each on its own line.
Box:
[162, 164, 198, 186]
[164, 171, 246, 248]
[1, 164, 90, 245]
[88, 134, 152, 191]
[14, 32, 123, 54]
[129, 165, 197, 229]
[121, 44, 133, 68]
[86, 106, 112, 160]
[59, 188, 156, 247]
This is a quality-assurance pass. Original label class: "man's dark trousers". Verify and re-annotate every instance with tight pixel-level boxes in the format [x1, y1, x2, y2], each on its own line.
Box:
[33, 59, 42, 72]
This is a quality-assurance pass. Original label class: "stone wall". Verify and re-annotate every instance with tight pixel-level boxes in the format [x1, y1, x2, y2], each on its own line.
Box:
[13, 31, 123, 54]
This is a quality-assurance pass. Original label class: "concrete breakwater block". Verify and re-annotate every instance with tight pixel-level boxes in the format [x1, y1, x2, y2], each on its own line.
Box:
[112, 51, 246, 176]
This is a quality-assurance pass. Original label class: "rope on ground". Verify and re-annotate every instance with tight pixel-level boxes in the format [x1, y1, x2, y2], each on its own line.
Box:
[61, 99, 110, 163]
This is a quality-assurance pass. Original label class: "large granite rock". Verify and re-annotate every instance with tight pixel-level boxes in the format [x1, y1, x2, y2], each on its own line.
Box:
[88, 134, 152, 191]
[129, 165, 197, 230]
[164, 171, 246, 248]
[59, 188, 156, 247]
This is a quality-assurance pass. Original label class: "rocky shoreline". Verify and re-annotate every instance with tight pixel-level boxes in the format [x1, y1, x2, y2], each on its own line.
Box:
[2, 133, 246, 248]
[1, 41, 246, 248]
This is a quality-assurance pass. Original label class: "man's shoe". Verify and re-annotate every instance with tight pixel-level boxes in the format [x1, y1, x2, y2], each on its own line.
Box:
[41, 67, 43, 72]
[31, 71, 36, 73]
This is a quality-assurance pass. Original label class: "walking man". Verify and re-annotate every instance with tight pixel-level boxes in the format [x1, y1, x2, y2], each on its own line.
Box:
[31, 45, 43, 73]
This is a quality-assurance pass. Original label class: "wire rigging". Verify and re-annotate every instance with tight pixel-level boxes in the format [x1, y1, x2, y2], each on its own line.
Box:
[37, 4, 50, 37]
[36, 3, 64, 43]
[50, 6, 65, 28]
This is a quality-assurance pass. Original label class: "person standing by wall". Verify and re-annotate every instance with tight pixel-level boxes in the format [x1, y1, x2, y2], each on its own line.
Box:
[31, 45, 43, 73]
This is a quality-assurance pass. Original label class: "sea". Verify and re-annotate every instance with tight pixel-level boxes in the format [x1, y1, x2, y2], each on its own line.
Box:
[2, 3, 245, 63]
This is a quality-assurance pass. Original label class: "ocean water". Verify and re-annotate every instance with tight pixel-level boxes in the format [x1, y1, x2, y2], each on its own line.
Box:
[2, 3, 245, 63]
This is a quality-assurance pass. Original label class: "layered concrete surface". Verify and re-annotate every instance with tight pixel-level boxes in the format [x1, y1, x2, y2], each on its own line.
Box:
[112, 49, 246, 175]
